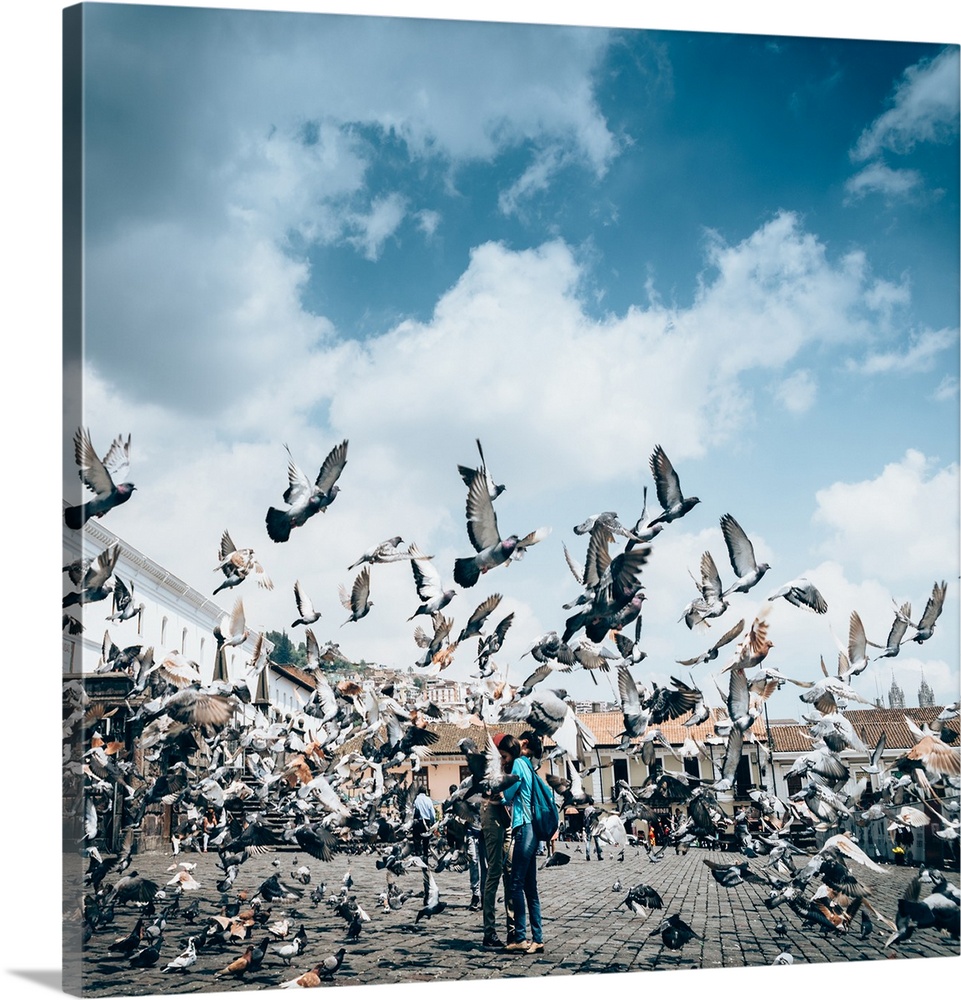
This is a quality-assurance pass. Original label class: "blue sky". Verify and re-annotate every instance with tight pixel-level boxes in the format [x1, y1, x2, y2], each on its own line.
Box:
[62, 2, 960, 722]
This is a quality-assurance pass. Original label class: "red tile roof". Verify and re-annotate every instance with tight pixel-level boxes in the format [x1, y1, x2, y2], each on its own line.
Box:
[577, 708, 767, 746]
[767, 706, 957, 754]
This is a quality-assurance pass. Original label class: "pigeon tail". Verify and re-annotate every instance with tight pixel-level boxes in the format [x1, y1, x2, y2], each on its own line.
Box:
[265, 507, 292, 543]
[453, 557, 481, 589]
[64, 503, 88, 530]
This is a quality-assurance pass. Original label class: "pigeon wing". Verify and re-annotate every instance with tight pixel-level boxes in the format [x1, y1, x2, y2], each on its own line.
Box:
[464, 467, 501, 552]
[650, 445, 682, 511]
[700, 551, 724, 602]
[74, 427, 116, 498]
[304, 629, 321, 673]
[917, 581, 947, 631]
[712, 618, 745, 654]
[350, 568, 371, 615]
[410, 554, 442, 602]
[727, 667, 750, 722]
[218, 530, 236, 565]
[584, 523, 613, 589]
[720, 514, 757, 577]
[314, 440, 349, 495]
[466, 594, 502, 630]
[282, 446, 313, 506]
[100, 433, 132, 483]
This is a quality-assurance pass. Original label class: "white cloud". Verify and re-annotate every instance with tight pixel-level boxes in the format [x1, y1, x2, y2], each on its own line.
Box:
[498, 146, 566, 216]
[844, 161, 923, 201]
[813, 450, 960, 582]
[415, 209, 441, 239]
[851, 47, 960, 162]
[933, 375, 960, 401]
[847, 327, 956, 375]
[73, 212, 958, 711]
[346, 193, 408, 261]
[773, 369, 817, 414]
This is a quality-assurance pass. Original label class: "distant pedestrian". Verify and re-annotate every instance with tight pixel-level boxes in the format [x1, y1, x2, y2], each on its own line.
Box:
[412, 785, 435, 863]
[480, 733, 514, 949]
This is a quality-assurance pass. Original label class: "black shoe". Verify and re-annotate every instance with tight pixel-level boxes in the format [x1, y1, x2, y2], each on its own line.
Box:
[483, 935, 505, 949]
[469, 895, 481, 911]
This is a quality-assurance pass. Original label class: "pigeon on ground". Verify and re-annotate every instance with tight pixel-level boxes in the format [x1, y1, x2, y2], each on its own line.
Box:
[647, 914, 699, 950]
[623, 883, 664, 917]
[64, 428, 136, 529]
[162, 937, 197, 973]
[265, 440, 348, 542]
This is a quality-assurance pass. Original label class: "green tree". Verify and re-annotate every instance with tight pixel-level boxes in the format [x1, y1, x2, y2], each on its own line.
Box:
[266, 629, 295, 664]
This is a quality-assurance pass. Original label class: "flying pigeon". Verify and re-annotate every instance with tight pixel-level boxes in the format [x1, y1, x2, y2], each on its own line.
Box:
[676, 618, 744, 666]
[767, 577, 827, 614]
[64, 428, 136, 529]
[407, 545, 455, 620]
[719, 514, 769, 598]
[866, 601, 912, 658]
[680, 551, 728, 628]
[339, 567, 373, 625]
[62, 543, 119, 608]
[213, 530, 273, 593]
[647, 445, 700, 527]
[265, 439, 348, 542]
[106, 577, 145, 626]
[901, 581, 948, 644]
[453, 466, 549, 588]
[457, 438, 505, 502]
[291, 580, 321, 627]
[347, 536, 416, 571]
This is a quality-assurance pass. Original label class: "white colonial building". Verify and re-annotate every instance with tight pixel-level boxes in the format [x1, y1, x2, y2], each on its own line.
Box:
[62, 511, 265, 685]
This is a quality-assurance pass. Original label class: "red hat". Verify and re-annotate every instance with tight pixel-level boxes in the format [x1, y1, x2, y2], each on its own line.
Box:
[492, 732, 508, 749]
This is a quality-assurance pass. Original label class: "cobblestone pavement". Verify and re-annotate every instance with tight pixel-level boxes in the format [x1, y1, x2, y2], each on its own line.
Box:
[71, 845, 960, 995]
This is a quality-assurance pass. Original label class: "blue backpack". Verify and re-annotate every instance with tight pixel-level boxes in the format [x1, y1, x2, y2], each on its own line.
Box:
[525, 759, 559, 842]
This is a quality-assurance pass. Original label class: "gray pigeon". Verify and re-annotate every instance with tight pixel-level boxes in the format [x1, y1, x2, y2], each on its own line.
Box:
[339, 566, 374, 625]
[453, 467, 549, 588]
[265, 439, 348, 542]
[719, 514, 769, 598]
[647, 445, 700, 527]
[64, 428, 136, 529]
[768, 577, 827, 614]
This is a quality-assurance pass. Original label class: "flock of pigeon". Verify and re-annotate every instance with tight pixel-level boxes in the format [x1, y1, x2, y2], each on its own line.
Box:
[63, 427, 959, 988]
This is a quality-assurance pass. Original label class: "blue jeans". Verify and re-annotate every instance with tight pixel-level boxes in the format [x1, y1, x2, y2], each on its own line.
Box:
[509, 822, 542, 945]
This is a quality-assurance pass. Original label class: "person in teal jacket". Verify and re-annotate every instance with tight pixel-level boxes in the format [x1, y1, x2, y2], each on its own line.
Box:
[499, 733, 544, 954]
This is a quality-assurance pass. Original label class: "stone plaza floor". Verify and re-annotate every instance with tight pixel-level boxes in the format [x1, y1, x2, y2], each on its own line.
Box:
[70, 842, 960, 996]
